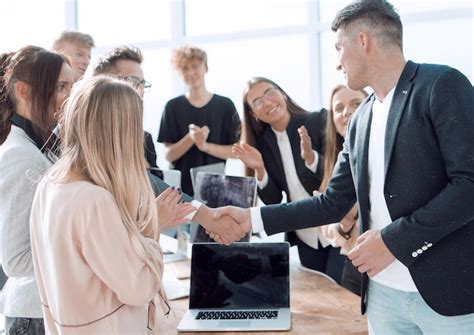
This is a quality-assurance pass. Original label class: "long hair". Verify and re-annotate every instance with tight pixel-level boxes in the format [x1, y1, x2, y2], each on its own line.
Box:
[320, 84, 368, 191]
[0, 46, 67, 144]
[0, 52, 14, 144]
[242, 77, 308, 176]
[47, 76, 165, 300]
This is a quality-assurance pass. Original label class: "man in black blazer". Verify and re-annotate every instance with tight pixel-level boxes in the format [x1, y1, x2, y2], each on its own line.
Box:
[214, 0, 473, 333]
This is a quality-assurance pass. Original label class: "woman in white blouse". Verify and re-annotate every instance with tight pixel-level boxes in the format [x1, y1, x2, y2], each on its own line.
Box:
[233, 77, 345, 283]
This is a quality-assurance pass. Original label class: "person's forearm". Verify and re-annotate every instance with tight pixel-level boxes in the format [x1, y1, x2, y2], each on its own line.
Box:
[192, 204, 211, 226]
[163, 135, 194, 162]
[201, 143, 234, 160]
[254, 166, 266, 182]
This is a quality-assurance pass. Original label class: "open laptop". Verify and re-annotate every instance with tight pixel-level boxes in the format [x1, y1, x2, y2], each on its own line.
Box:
[190, 172, 257, 243]
[177, 242, 291, 332]
[189, 162, 225, 193]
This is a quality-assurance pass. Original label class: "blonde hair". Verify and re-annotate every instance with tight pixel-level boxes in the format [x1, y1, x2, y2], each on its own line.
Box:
[171, 45, 208, 71]
[47, 76, 166, 304]
[52, 30, 95, 51]
[321, 84, 368, 191]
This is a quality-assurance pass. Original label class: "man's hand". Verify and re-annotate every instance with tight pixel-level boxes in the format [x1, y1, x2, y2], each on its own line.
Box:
[298, 126, 315, 166]
[209, 206, 252, 244]
[348, 229, 396, 277]
[156, 187, 195, 232]
[188, 124, 210, 152]
[193, 205, 247, 245]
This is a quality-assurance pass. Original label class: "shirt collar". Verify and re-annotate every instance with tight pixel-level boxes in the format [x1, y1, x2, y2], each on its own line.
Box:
[271, 127, 287, 141]
[11, 113, 45, 150]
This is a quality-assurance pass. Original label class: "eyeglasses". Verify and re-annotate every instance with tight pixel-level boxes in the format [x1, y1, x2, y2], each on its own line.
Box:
[250, 87, 278, 110]
[118, 76, 152, 90]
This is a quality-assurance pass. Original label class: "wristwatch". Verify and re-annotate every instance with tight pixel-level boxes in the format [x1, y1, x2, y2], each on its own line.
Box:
[337, 222, 355, 240]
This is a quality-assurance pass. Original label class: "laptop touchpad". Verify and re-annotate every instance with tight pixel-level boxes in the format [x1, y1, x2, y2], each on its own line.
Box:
[218, 321, 252, 328]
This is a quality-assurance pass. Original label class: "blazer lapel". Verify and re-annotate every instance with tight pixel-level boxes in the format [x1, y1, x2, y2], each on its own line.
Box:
[355, 96, 373, 229]
[384, 61, 417, 177]
[262, 127, 285, 183]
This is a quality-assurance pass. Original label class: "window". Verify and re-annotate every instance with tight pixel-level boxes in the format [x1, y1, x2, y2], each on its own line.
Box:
[77, 0, 171, 46]
[0, 0, 65, 52]
[185, 0, 308, 36]
[199, 34, 312, 114]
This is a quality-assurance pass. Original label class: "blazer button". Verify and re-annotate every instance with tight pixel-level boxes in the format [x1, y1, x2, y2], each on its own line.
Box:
[427, 243, 433, 248]
[422, 246, 428, 251]
[417, 249, 423, 254]
[412, 252, 418, 258]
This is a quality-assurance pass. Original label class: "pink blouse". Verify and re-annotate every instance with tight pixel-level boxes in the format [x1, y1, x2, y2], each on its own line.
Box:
[30, 179, 166, 334]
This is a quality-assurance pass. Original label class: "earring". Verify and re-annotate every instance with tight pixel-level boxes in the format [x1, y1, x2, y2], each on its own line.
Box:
[254, 117, 259, 122]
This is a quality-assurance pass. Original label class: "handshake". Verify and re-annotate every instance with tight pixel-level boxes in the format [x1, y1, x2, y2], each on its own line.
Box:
[194, 205, 253, 245]
[155, 182, 253, 245]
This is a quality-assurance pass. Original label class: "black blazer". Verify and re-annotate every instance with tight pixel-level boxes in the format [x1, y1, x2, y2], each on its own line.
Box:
[256, 110, 326, 205]
[144, 131, 158, 169]
[261, 61, 474, 316]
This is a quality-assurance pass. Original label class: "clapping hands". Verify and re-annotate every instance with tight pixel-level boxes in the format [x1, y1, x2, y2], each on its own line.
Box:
[298, 125, 315, 166]
[156, 187, 195, 231]
[232, 143, 266, 181]
[188, 124, 210, 152]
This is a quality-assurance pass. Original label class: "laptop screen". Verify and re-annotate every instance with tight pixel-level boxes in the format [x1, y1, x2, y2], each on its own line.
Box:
[189, 243, 290, 309]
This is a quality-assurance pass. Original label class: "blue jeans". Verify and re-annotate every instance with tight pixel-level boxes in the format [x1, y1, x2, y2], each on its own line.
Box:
[367, 280, 474, 334]
[4, 317, 44, 335]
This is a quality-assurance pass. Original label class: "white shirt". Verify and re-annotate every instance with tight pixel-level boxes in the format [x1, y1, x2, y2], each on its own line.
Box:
[258, 128, 328, 249]
[368, 88, 417, 292]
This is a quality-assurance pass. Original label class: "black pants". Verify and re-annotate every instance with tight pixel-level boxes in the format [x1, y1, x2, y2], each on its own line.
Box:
[5, 317, 45, 335]
[296, 237, 346, 284]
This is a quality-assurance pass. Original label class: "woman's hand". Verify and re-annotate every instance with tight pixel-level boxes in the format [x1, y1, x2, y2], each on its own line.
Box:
[298, 126, 315, 165]
[339, 205, 358, 233]
[232, 143, 264, 171]
[156, 187, 195, 231]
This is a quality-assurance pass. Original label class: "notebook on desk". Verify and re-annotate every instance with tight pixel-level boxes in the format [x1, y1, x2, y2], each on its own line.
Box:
[177, 242, 291, 332]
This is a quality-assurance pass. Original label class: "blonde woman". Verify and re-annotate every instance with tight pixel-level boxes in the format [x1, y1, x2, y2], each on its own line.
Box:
[318, 84, 368, 295]
[29, 76, 193, 333]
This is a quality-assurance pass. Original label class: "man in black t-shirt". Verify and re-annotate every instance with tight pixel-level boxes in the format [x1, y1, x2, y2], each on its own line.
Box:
[158, 45, 240, 196]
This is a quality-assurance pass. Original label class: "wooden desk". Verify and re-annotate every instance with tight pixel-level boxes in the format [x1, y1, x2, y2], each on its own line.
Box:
[158, 260, 367, 334]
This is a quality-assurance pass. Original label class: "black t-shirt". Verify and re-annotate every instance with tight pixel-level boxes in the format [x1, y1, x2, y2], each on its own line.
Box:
[157, 94, 240, 195]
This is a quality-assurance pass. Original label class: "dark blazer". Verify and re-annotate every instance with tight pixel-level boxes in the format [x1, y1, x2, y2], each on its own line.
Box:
[261, 61, 474, 316]
[256, 110, 326, 205]
[144, 131, 158, 169]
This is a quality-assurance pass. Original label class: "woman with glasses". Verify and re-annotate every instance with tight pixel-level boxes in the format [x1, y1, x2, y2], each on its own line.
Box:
[233, 77, 345, 283]
[158, 45, 241, 197]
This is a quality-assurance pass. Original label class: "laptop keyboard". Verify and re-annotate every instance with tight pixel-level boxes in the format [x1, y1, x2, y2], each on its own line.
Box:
[196, 310, 278, 320]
